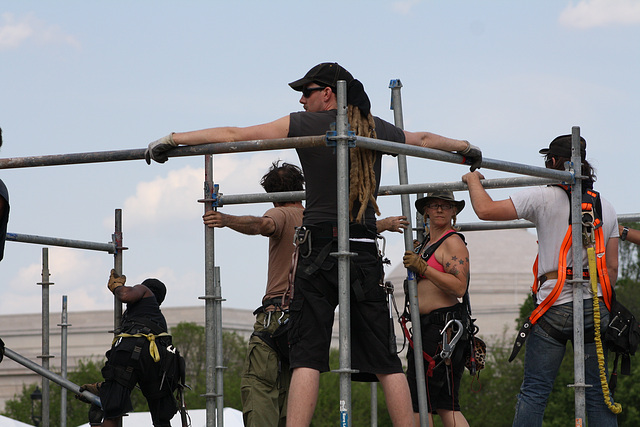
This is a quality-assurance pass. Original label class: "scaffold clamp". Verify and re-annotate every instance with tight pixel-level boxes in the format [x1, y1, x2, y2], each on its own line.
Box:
[198, 183, 221, 208]
[326, 129, 356, 148]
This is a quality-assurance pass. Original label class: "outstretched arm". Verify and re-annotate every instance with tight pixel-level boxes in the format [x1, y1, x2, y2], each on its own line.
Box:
[146, 116, 291, 164]
[462, 171, 518, 221]
[404, 131, 482, 171]
[376, 216, 409, 233]
[203, 210, 276, 236]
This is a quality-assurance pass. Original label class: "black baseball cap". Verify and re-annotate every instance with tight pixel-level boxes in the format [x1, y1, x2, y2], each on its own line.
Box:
[289, 62, 354, 91]
[539, 134, 586, 158]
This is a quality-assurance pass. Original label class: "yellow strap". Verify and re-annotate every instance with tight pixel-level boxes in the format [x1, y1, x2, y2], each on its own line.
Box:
[587, 246, 622, 414]
[112, 332, 171, 363]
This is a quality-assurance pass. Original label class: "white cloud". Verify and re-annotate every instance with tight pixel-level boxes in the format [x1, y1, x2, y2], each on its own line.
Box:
[0, 248, 110, 314]
[116, 152, 299, 229]
[392, 0, 422, 15]
[0, 12, 80, 51]
[559, 0, 640, 29]
[119, 165, 204, 228]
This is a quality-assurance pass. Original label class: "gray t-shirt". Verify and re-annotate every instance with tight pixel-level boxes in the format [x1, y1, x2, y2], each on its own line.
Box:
[288, 109, 404, 229]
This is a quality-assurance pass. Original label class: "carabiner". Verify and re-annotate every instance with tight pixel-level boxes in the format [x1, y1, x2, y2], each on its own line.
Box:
[439, 319, 463, 360]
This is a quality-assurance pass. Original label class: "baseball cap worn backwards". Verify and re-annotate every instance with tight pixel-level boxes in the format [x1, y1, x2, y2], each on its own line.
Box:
[289, 62, 354, 91]
[290, 62, 371, 116]
[539, 134, 586, 158]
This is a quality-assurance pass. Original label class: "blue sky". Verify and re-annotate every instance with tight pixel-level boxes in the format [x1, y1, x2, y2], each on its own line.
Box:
[1, 1, 639, 316]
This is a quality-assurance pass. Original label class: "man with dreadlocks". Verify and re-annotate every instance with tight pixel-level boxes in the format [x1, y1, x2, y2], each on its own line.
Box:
[145, 62, 481, 425]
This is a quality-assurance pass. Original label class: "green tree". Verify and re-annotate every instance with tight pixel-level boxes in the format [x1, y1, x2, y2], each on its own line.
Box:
[169, 322, 246, 411]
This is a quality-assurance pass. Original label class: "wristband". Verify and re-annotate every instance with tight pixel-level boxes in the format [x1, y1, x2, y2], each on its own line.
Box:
[621, 226, 629, 241]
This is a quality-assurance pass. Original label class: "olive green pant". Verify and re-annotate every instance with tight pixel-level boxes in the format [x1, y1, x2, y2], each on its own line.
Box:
[241, 311, 290, 427]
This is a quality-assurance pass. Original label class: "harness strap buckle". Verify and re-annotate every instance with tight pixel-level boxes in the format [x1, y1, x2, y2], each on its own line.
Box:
[294, 226, 312, 258]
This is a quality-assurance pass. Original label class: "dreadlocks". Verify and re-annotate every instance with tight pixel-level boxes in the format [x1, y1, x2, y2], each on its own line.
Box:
[348, 105, 380, 223]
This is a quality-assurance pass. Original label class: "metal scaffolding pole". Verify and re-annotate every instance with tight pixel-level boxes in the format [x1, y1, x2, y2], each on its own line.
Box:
[200, 154, 223, 427]
[3, 347, 101, 406]
[389, 79, 428, 425]
[0, 136, 326, 169]
[38, 248, 53, 427]
[217, 176, 561, 207]
[569, 127, 587, 423]
[58, 295, 70, 427]
[334, 80, 356, 426]
[5, 233, 115, 252]
[113, 210, 125, 335]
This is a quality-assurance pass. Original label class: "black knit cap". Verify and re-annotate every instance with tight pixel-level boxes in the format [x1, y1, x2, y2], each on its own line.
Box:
[539, 134, 586, 159]
[141, 278, 166, 305]
[289, 62, 371, 116]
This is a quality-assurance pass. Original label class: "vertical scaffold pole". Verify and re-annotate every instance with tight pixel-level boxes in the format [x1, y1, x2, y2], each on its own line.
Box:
[569, 126, 587, 423]
[113, 209, 124, 427]
[389, 79, 428, 425]
[113, 209, 124, 332]
[335, 80, 355, 426]
[59, 295, 70, 427]
[201, 154, 223, 427]
[38, 248, 53, 427]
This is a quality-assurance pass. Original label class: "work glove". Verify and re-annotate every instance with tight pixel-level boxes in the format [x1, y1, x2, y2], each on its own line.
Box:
[403, 251, 428, 277]
[456, 140, 482, 172]
[107, 269, 126, 293]
[76, 382, 102, 404]
[145, 133, 177, 164]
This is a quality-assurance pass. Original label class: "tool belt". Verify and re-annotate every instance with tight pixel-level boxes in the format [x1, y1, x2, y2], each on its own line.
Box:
[253, 296, 285, 315]
[252, 309, 291, 363]
[537, 315, 595, 345]
[295, 222, 378, 264]
[418, 303, 466, 328]
[538, 268, 590, 287]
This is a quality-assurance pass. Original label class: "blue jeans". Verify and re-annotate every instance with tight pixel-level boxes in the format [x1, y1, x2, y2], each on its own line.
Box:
[512, 300, 618, 427]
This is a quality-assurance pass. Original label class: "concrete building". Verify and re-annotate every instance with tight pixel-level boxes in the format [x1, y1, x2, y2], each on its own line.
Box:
[0, 228, 539, 411]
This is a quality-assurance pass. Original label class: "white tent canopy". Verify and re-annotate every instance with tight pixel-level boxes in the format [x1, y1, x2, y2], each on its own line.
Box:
[0, 415, 33, 427]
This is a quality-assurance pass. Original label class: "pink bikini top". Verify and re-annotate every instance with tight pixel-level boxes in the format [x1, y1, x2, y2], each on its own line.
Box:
[418, 230, 456, 278]
[426, 254, 445, 273]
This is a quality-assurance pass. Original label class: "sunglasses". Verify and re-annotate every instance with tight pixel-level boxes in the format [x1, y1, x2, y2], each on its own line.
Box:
[426, 203, 454, 211]
[302, 86, 326, 98]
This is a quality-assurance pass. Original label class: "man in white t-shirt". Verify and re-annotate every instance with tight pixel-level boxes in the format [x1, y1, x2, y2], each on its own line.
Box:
[462, 134, 619, 427]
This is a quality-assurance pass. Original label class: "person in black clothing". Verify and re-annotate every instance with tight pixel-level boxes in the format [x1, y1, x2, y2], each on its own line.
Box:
[145, 62, 481, 426]
[0, 128, 11, 263]
[83, 270, 179, 427]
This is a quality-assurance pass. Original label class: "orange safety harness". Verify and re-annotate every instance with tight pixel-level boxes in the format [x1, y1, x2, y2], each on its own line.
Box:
[509, 186, 613, 362]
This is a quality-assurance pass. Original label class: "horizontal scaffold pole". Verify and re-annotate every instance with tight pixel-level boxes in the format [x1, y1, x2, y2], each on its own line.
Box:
[5, 233, 116, 253]
[456, 213, 640, 232]
[1, 135, 570, 184]
[0, 136, 327, 169]
[355, 136, 573, 182]
[219, 176, 560, 206]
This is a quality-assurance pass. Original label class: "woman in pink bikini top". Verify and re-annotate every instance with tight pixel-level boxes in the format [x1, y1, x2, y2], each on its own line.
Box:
[404, 191, 470, 314]
[402, 190, 471, 427]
